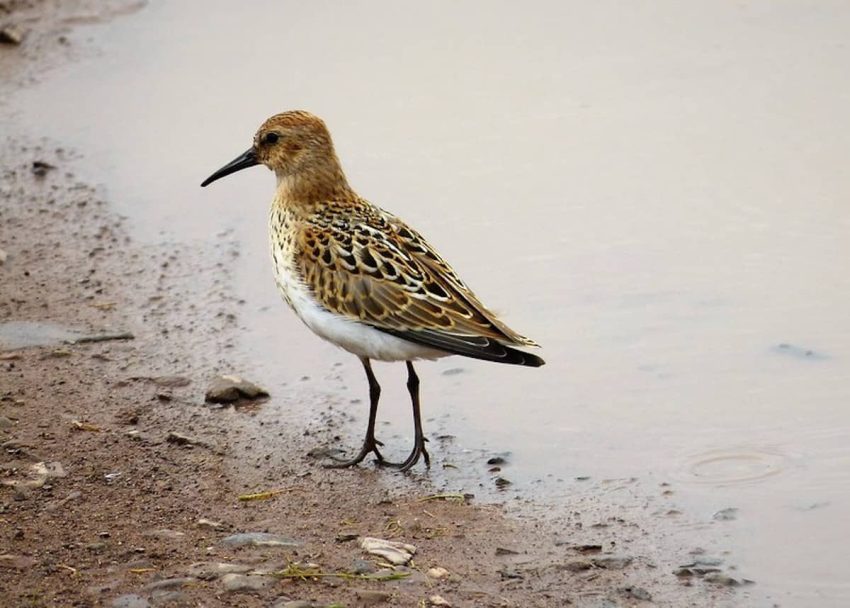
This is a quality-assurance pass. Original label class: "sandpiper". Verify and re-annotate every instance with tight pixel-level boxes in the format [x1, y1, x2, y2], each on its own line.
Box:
[201, 111, 544, 472]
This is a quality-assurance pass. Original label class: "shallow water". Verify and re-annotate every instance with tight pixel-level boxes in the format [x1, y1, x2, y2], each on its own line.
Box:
[8, 1, 850, 604]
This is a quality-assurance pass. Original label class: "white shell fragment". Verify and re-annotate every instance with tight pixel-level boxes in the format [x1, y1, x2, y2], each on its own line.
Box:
[427, 567, 449, 579]
[358, 536, 416, 565]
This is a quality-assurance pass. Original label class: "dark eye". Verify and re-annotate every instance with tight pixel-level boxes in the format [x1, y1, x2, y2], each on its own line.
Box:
[263, 132, 279, 145]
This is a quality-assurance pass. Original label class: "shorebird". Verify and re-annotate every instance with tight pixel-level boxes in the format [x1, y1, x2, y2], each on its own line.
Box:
[201, 111, 544, 472]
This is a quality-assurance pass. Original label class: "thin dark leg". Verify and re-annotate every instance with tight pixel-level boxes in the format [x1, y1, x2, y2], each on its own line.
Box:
[326, 357, 389, 468]
[398, 361, 430, 472]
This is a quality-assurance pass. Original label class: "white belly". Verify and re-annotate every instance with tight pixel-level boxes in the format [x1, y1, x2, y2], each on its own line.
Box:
[270, 245, 448, 362]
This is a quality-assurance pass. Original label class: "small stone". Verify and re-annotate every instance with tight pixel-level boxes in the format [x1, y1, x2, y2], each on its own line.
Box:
[592, 555, 633, 570]
[429, 595, 451, 607]
[0, 415, 15, 428]
[110, 594, 150, 608]
[713, 507, 738, 521]
[495, 547, 518, 556]
[692, 556, 724, 567]
[559, 560, 593, 572]
[620, 586, 652, 601]
[427, 567, 449, 579]
[142, 577, 197, 592]
[335, 532, 358, 543]
[148, 590, 187, 605]
[0, 25, 23, 45]
[196, 518, 224, 530]
[187, 561, 251, 580]
[703, 572, 742, 586]
[494, 476, 512, 489]
[0, 249, 7, 265]
[355, 589, 392, 606]
[205, 374, 269, 403]
[220, 532, 300, 547]
[498, 567, 523, 580]
[166, 432, 204, 447]
[487, 456, 507, 465]
[572, 544, 602, 553]
[350, 558, 376, 575]
[221, 573, 273, 593]
[31, 161, 55, 177]
[359, 536, 416, 565]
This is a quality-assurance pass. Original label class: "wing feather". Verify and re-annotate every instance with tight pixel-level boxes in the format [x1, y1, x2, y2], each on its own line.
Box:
[295, 200, 543, 365]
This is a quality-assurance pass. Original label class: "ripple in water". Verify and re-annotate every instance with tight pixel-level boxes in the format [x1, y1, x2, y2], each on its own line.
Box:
[677, 447, 789, 485]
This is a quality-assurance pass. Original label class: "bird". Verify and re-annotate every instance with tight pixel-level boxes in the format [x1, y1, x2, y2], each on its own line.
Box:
[201, 111, 544, 472]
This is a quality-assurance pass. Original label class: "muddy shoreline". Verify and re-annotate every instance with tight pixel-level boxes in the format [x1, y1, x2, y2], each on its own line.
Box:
[0, 3, 747, 607]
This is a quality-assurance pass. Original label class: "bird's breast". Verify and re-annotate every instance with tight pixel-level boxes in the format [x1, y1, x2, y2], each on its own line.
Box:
[268, 206, 303, 311]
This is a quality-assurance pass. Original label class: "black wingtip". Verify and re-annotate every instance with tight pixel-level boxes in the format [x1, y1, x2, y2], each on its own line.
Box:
[520, 351, 546, 367]
[379, 327, 545, 367]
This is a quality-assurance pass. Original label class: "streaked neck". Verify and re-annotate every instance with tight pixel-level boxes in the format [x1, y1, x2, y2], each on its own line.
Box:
[275, 163, 351, 208]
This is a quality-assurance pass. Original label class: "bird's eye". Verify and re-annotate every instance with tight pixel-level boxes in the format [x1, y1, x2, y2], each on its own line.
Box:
[264, 132, 280, 145]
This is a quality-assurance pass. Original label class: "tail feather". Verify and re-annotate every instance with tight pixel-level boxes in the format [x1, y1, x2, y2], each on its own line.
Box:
[379, 327, 545, 367]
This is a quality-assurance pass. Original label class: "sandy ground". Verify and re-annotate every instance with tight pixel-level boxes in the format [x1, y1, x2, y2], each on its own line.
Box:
[0, 2, 745, 607]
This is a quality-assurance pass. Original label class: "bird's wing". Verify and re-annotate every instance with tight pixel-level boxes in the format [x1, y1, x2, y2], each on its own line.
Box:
[295, 205, 541, 364]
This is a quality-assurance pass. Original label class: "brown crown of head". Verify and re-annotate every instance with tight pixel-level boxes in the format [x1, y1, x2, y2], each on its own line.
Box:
[253, 111, 337, 175]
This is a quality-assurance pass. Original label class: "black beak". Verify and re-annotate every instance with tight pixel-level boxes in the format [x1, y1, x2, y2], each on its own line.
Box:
[201, 148, 258, 187]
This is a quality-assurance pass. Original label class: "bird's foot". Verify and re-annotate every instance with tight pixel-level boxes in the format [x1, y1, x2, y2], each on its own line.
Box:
[397, 436, 430, 473]
[324, 438, 388, 469]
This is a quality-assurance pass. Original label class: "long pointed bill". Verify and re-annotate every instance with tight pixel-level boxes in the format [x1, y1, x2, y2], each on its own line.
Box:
[200, 148, 259, 187]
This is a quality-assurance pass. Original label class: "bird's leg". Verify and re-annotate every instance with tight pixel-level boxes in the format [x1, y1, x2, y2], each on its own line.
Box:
[326, 357, 388, 468]
[397, 361, 431, 472]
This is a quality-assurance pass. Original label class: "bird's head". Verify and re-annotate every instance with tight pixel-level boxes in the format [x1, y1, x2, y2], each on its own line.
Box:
[201, 110, 339, 188]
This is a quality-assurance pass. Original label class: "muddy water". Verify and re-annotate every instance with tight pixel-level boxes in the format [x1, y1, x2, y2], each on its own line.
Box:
[8, 1, 850, 604]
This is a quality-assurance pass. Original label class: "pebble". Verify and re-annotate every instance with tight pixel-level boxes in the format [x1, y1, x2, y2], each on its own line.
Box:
[186, 561, 252, 580]
[620, 586, 652, 601]
[148, 590, 187, 605]
[427, 566, 449, 579]
[0, 248, 7, 264]
[205, 374, 269, 403]
[166, 432, 204, 447]
[359, 536, 416, 565]
[220, 532, 300, 547]
[0, 25, 22, 45]
[703, 572, 743, 586]
[0, 415, 14, 428]
[560, 560, 593, 572]
[350, 558, 376, 575]
[713, 507, 738, 521]
[142, 577, 197, 592]
[429, 595, 451, 607]
[110, 594, 150, 608]
[31, 161, 55, 177]
[591, 555, 633, 570]
[196, 518, 225, 530]
[221, 573, 274, 593]
[494, 476, 512, 489]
